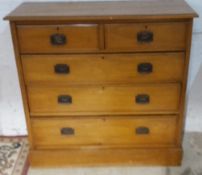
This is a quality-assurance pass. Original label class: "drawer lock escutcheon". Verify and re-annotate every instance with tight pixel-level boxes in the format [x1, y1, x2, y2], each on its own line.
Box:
[137, 31, 153, 43]
[136, 127, 150, 135]
[138, 63, 153, 74]
[136, 94, 150, 104]
[54, 64, 70, 74]
[58, 95, 72, 104]
[51, 33, 67, 45]
[61, 127, 75, 136]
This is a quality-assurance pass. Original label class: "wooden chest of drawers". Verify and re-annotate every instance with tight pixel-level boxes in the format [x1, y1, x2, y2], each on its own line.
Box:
[5, 0, 197, 166]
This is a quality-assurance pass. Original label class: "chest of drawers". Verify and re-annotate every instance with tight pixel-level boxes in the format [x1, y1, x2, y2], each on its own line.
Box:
[5, 0, 197, 166]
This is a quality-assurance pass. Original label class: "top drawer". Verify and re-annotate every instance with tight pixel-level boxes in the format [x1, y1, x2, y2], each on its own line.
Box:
[105, 22, 187, 52]
[17, 24, 100, 53]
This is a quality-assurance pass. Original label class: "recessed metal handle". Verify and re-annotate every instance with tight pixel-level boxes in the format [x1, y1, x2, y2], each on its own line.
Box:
[136, 94, 150, 104]
[58, 95, 72, 104]
[137, 31, 153, 43]
[51, 33, 66, 45]
[136, 127, 150, 135]
[61, 127, 74, 135]
[54, 64, 70, 74]
[138, 63, 153, 74]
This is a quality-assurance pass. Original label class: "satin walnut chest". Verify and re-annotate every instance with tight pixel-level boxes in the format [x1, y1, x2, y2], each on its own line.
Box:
[4, 0, 198, 166]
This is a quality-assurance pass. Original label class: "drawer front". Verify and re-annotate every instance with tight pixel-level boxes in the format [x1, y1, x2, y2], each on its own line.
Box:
[105, 22, 187, 51]
[17, 24, 99, 53]
[22, 53, 184, 84]
[27, 84, 180, 115]
[31, 116, 177, 148]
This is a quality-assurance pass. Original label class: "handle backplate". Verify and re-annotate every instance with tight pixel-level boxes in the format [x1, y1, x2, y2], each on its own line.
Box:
[54, 64, 70, 74]
[136, 94, 150, 104]
[58, 95, 72, 104]
[136, 127, 150, 135]
[137, 31, 153, 43]
[61, 127, 74, 135]
[138, 63, 153, 74]
[51, 34, 66, 45]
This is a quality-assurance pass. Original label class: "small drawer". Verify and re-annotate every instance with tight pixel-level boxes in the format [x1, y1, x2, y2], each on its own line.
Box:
[105, 22, 187, 51]
[17, 24, 100, 53]
[31, 116, 177, 148]
[27, 84, 180, 115]
[22, 53, 184, 85]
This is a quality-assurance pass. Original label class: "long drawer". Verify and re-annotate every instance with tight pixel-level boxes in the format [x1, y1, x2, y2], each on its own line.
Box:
[31, 116, 177, 148]
[105, 22, 187, 51]
[27, 84, 180, 115]
[17, 24, 100, 53]
[22, 53, 184, 85]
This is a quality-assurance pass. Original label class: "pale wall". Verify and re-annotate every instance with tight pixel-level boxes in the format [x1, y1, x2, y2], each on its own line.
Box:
[0, 0, 202, 135]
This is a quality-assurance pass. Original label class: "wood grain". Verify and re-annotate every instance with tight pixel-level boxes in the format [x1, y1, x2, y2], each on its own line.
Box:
[22, 53, 185, 85]
[27, 84, 181, 115]
[105, 22, 187, 52]
[176, 20, 194, 146]
[10, 22, 34, 148]
[17, 24, 100, 53]
[4, 0, 197, 21]
[29, 147, 182, 166]
[31, 116, 177, 149]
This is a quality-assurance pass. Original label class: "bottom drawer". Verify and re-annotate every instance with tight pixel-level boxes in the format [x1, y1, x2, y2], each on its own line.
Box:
[31, 116, 177, 148]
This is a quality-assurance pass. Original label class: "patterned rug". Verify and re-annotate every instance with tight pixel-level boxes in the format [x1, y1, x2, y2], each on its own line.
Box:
[0, 137, 29, 175]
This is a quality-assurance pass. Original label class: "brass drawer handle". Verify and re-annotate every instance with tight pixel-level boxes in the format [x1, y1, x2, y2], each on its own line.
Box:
[54, 64, 70, 74]
[51, 33, 67, 45]
[136, 127, 150, 135]
[58, 95, 72, 104]
[138, 63, 153, 74]
[137, 31, 153, 43]
[61, 127, 74, 135]
[136, 94, 150, 104]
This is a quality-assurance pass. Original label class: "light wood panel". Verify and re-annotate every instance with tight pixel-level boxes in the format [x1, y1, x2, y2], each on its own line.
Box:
[10, 22, 34, 148]
[27, 84, 181, 115]
[176, 20, 194, 145]
[31, 116, 177, 148]
[4, 0, 198, 21]
[22, 53, 185, 85]
[105, 22, 187, 51]
[17, 24, 100, 53]
[29, 147, 182, 167]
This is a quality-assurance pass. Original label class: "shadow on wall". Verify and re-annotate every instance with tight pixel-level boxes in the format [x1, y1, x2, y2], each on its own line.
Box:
[186, 63, 202, 131]
[0, 20, 26, 136]
[188, 32, 202, 92]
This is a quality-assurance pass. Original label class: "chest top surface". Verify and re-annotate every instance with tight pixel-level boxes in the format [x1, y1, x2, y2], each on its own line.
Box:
[4, 0, 198, 21]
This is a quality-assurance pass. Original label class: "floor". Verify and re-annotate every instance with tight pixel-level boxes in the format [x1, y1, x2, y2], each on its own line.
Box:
[0, 137, 29, 175]
[28, 132, 202, 175]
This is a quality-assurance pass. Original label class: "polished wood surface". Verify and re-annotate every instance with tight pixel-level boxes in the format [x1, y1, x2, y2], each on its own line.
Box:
[17, 25, 100, 53]
[31, 116, 177, 148]
[22, 53, 184, 85]
[176, 20, 194, 146]
[30, 148, 182, 167]
[5, 0, 197, 166]
[10, 22, 34, 148]
[27, 84, 180, 115]
[105, 22, 187, 52]
[4, 0, 197, 21]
